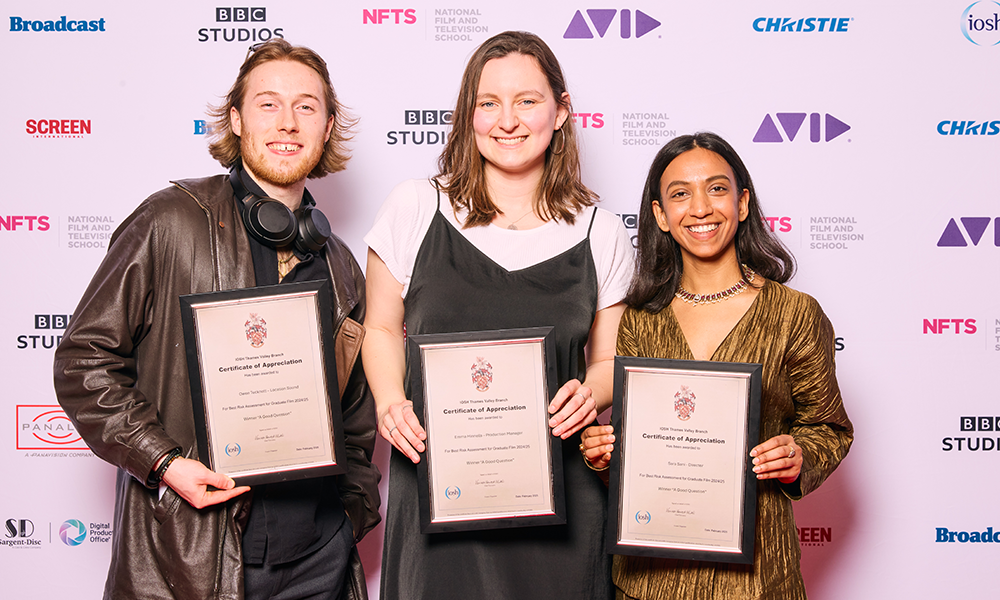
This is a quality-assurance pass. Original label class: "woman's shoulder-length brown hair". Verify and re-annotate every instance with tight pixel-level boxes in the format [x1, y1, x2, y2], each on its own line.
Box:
[437, 31, 597, 227]
[207, 38, 356, 178]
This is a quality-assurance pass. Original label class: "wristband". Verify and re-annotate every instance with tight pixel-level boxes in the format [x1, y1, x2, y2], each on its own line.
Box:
[147, 448, 182, 486]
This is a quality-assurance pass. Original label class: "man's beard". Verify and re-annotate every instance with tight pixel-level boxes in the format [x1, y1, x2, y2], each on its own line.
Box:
[239, 130, 324, 188]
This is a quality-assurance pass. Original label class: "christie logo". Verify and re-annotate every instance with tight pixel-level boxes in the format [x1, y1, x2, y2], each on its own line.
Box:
[942, 416, 1000, 451]
[753, 113, 851, 143]
[798, 526, 832, 547]
[937, 120, 1000, 136]
[961, 2, 1000, 46]
[936, 527, 999, 542]
[571, 112, 604, 128]
[387, 109, 452, 146]
[937, 217, 999, 247]
[26, 119, 91, 139]
[764, 216, 792, 233]
[9, 16, 106, 32]
[922, 319, 977, 334]
[363, 9, 416, 24]
[564, 9, 661, 39]
[59, 520, 86, 546]
[199, 6, 282, 43]
[16, 406, 86, 450]
[1, 215, 49, 232]
[752, 17, 851, 33]
[17, 313, 71, 350]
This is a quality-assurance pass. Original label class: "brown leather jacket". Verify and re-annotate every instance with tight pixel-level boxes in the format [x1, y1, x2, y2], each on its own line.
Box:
[54, 175, 380, 600]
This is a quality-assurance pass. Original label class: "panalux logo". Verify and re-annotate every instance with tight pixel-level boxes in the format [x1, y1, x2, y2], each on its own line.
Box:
[754, 113, 850, 143]
[564, 9, 660, 39]
[16, 405, 87, 450]
[937, 217, 1000, 247]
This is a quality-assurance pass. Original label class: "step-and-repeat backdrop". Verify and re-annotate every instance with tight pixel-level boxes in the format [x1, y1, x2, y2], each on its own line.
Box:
[3, 1, 997, 597]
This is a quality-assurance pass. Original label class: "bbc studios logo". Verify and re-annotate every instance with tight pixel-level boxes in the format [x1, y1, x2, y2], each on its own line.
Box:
[942, 416, 1000, 452]
[198, 7, 283, 43]
[386, 109, 452, 146]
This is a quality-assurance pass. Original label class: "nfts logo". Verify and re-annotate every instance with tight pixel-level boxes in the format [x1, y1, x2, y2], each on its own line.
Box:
[1, 215, 49, 233]
[937, 217, 1000, 247]
[16, 406, 86, 450]
[753, 113, 850, 143]
[571, 112, 604, 128]
[59, 520, 86, 547]
[798, 527, 832, 547]
[961, 2, 1000, 46]
[18, 313, 70, 350]
[363, 9, 416, 25]
[936, 527, 999, 543]
[942, 416, 1000, 451]
[1, 519, 40, 548]
[25, 119, 91, 138]
[937, 120, 1000, 136]
[752, 17, 851, 33]
[387, 109, 452, 146]
[564, 9, 661, 39]
[764, 216, 792, 233]
[9, 16, 106, 32]
[199, 7, 282, 43]
[922, 319, 977, 335]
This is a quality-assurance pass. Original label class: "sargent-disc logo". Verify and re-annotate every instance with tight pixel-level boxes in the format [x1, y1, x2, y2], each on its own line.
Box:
[754, 113, 850, 143]
[564, 9, 660, 39]
[937, 217, 1000, 247]
[59, 520, 86, 546]
[962, 2, 1000, 46]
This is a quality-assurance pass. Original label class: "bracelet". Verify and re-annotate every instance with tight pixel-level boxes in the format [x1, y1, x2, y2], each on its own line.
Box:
[583, 453, 609, 472]
[148, 448, 182, 486]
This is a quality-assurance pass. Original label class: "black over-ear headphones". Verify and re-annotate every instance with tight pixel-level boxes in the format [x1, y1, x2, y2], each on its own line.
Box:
[230, 162, 331, 254]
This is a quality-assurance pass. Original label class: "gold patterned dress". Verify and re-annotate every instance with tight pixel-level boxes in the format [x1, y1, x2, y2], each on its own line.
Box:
[613, 279, 853, 600]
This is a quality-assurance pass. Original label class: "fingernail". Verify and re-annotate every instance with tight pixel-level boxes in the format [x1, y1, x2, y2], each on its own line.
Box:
[750, 449, 758, 457]
[752, 458, 759, 465]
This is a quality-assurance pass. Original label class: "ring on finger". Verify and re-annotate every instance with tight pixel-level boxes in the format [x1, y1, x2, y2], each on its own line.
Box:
[788, 446, 796, 458]
[579, 443, 586, 453]
[389, 426, 398, 435]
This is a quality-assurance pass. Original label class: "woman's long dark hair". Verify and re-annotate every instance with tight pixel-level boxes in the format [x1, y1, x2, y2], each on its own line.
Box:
[625, 132, 795, 313]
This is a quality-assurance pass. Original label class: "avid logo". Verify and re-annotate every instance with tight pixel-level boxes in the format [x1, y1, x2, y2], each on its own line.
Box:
[387, 109, 452, 146]
[937, 120, 1000, 136]
[752, 17, 851, 33]
[753, 113, 850, 143]
[937, 217, 1000, 247]
[961, 1, 1000, 46]
[26, 119, 91, 138]
[198, 7, 283, 43]
[942, 416, 1000, 452]
[564, 9, 661, 39]
[9, 16, 106, 32]
[363, 9, 416, 24]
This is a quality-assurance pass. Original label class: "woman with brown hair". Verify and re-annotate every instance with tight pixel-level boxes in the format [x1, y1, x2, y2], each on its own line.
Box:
[363, 31, 633, 599]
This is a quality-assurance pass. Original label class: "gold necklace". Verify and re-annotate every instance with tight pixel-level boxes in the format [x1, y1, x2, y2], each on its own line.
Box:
[500, 207, 534, 230]
[675, 266, 756, 306]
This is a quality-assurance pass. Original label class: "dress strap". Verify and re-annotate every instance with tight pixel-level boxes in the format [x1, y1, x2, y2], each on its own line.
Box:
[430, 178, 442, 211]
[586, 206, 598, 238]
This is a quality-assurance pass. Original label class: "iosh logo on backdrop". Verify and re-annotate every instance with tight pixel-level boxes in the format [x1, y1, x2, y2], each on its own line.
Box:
[16, 406, 86, 450]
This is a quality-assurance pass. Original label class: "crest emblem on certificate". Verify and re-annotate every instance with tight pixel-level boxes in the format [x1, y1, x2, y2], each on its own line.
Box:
[245, 313, 267, 348]
[673, 385, 696, 421]
[471, 356, 493, 392]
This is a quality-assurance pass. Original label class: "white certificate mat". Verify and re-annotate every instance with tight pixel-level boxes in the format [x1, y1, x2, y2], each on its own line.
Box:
[609, 357, 761, 563]
[180, 281, 346, 486]
[408, 328, 566, 533]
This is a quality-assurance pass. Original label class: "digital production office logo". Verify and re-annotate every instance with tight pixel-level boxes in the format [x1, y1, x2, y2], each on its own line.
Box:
[961, 2, 1000, 46]
[387, 109, 452, 146]
[59, 520, 86, 546]
[937, 217, 1000, 247]
[198, 7, 283, 43]
[753, 113, 851, 143]
[564, 9, 661, 39]
[16, 406, 87, 450]
[942, 416, 1000, 451]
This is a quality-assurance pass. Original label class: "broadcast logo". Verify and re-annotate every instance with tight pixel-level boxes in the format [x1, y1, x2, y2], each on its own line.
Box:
[59, 520, 86, 546]
[937, 217, 999, 247]
[753, 113, 850, 143]
[564, 9, 661, 39]
[9, 16, 106, 32]
[961, 2, 1000, 46]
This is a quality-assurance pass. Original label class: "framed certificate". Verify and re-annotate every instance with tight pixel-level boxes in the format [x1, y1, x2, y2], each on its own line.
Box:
[407, 327, 565, 533]
[179, 281, 346, 487]
[608, 357, 762, 563]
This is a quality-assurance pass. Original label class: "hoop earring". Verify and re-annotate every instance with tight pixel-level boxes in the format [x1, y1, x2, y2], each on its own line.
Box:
[550, 127, 565, 155]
